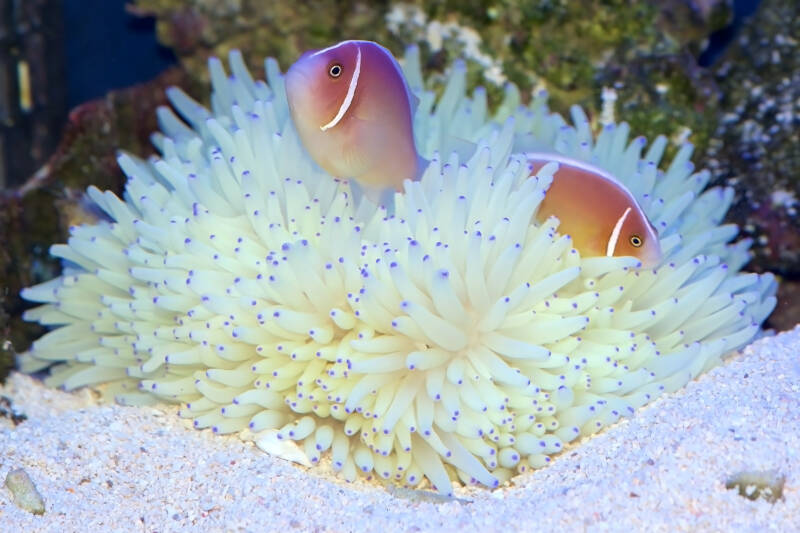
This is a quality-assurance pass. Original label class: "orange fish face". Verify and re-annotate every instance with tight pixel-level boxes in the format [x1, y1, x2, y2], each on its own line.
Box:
[529, 152, 662, 267]
[285, 40, 419, 192]
[286, 43, 362, 134]
[607, 205, 662, 267]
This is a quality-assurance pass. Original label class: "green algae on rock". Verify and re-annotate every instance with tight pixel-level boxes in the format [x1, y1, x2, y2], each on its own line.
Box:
[725, 469, 786, 503]
[18, 47, 776, 494]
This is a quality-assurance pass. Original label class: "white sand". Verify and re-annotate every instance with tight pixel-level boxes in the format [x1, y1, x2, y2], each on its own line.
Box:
[1, 326, 798, 532]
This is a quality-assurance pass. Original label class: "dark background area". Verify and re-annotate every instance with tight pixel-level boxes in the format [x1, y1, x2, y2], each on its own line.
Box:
[698, 0, 762, 65]
[63, 0, 175, 108]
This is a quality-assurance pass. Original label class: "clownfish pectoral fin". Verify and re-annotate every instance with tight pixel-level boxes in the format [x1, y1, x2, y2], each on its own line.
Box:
[339, 120, 374, 173]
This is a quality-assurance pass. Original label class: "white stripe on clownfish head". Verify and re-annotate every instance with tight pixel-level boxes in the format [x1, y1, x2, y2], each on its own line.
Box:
[320, 45, 362, 131]
[606, 206, 632, 256]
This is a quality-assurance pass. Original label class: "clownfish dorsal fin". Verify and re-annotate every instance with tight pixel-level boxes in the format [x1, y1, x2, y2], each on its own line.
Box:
[363, 39, 420, 117]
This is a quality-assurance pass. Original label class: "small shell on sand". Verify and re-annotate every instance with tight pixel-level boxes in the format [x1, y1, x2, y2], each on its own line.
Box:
[255, 429, 313, 467]
[5, 468, 45, 515]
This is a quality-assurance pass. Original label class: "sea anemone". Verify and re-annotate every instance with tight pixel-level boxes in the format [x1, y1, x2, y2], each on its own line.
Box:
[19, 47, 777, 494]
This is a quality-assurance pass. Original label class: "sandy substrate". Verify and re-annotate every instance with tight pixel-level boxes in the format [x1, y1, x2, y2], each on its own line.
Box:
[1, 326, 798, 532]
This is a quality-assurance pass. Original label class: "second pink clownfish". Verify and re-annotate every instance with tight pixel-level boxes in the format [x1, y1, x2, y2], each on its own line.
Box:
[285, 40, 423, 205]
[528, 152, 662, 267]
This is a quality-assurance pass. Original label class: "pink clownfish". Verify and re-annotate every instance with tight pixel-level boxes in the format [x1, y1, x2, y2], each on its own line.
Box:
[528, 152, 662, 267]
[285, 40, 422, 204]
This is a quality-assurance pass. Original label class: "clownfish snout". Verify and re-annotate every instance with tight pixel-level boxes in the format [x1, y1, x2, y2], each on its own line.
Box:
[638, 240, 663, 268]
[285, 65, 308, 99]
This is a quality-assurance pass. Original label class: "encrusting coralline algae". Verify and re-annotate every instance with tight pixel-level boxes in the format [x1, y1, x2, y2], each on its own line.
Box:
[18, 46, 776, 494]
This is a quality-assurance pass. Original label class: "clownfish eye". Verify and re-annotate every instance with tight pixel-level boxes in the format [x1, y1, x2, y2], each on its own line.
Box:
[630, 234, 643, 247]
[328, 63, 343, 78]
